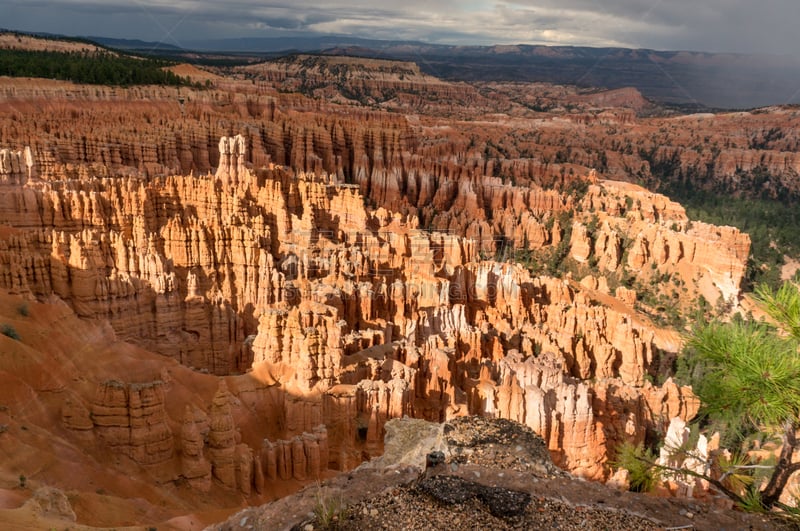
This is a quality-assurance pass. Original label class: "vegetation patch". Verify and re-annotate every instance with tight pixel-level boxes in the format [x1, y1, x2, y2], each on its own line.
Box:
[626, 281, 800, 515]
[1, 324, 20, 340]
[659, 175, 800, 289]
[0, 49, 200, 87]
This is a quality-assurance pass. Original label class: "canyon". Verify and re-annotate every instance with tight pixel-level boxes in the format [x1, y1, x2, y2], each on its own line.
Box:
[0, 50, 793, 529]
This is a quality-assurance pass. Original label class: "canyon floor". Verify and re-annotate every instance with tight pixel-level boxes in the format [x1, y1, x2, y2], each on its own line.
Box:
[0, 36, 799, 529]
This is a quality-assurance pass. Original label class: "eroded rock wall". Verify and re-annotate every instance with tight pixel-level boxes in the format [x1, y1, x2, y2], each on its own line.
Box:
[1, 138, 732, 481]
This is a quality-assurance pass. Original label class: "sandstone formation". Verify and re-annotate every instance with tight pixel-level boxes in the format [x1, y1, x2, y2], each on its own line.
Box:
[208, 381, 238, 489]
[3, 64, 800, 204]
[215, 134, 248, 185]
[61, 396, 94, 432]
[24, 487, 77, 523]
[181, 405, 212, 489]
[657, 416, 720, 499]
[90, 380, 173, 467]
[259, 427, 329, 483]
[0, 146, 33, 183]
[0, 56, 781, 528]
[0, 138, 726, 482]
[240, 55, 492, 117]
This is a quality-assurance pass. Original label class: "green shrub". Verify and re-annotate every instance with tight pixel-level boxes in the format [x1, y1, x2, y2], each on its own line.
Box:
[613, 442, 660, 493]
[674, 282, 800, 510]
[1, 324, 20, 340]
[313, 487, 346, 529]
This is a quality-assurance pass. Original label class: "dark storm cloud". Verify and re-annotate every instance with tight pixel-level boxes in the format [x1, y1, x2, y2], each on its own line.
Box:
[2, 0, 798, 54]
[500, 0, 800, 53]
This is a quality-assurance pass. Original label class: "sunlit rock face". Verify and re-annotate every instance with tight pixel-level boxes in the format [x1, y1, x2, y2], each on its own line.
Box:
[1, 138, 736, 484]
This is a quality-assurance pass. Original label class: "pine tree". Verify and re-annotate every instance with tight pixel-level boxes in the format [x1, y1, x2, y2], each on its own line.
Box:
[621, 280, 800, 512]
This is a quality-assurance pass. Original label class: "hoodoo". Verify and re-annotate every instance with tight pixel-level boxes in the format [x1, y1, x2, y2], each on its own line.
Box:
[0, 33, 794, 530]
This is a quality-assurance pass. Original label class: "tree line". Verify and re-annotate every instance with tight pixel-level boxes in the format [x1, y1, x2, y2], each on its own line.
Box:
[0, 49, 200, 88]
[669, 186, 799, 290]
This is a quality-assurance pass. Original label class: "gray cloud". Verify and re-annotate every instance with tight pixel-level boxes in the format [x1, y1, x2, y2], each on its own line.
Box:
[2, 0, 798, 55]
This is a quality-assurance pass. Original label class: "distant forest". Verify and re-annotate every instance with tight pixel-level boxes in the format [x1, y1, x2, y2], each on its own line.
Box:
[0, 49, 199, 87]
[643, 152, 800, 289]
[664, 185, 800, 289]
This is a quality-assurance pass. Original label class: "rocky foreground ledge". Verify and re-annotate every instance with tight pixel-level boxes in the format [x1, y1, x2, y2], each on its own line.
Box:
[209, 417, 789, 531]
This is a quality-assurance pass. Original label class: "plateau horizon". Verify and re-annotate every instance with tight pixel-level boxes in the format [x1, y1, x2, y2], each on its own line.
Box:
[3, 1, 800, 56]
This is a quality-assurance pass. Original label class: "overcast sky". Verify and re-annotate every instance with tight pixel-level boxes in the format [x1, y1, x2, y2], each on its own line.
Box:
[3, 0, 798, 55]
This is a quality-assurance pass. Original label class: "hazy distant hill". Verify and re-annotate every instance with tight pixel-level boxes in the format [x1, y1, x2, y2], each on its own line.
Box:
[87, 36, 185, 52]
[325, 44, 800, 110]
[182, 36, 428, 54]
[35, 31, 800, 109]
[178, 35, 800, 109]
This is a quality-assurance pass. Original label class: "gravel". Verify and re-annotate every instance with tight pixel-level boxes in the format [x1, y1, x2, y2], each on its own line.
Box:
[224, 416, 797, 531]
[444, 416, 565, 477]
[313, 483, 659, 531]
[293, 417, 659, 531]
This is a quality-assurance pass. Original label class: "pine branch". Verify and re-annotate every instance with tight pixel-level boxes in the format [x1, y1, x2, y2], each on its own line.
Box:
[786, 421, 799, 448]
[782, 461, 800, 476]
[718, 464, 774, 482]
